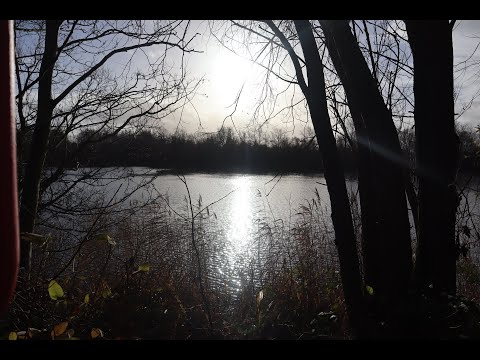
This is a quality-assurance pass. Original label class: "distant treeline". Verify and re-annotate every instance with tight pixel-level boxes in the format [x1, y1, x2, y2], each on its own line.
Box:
[41, 126, 480, 174]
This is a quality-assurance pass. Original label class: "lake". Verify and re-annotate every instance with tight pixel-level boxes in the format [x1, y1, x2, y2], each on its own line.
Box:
[43, 168, 354, 292]
[43, 168, 480, 294]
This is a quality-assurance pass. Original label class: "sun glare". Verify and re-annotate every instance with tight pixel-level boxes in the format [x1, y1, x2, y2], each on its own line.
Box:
[208, 50, 254, 106]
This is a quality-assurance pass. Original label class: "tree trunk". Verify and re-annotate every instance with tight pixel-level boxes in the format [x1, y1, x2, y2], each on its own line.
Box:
[320, 21, 413, 310]
[405, 20, 458, 295]
[293, 20, 365, 333]
[0, 20, 20, 316]
[19, 20, 61, 270]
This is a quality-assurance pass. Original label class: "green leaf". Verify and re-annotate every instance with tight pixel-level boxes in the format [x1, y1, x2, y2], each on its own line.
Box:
[48, 280, 64, 300]
[366, 285, 374, 296]
[96, 233, 116, 246]
[138, 263, 150, 272]
[8, 332, 17, 340]
[84, 294, 90, 305]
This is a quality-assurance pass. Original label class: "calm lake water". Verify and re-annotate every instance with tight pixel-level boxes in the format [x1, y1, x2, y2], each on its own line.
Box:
[45, 167, 480, 293]
[140, 171, 339, 234]
[54, 167, 350, 238]
[46, 168, 353, 291]
[124, 169, 355, 242]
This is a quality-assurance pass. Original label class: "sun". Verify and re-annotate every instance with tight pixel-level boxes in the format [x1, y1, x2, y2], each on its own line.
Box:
[208, 49, 254, 107]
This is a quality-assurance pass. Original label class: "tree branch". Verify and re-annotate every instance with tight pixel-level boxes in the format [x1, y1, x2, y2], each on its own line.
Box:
[263, 20, 308, 95]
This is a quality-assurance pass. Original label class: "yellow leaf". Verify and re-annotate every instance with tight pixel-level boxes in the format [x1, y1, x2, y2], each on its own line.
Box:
[91, 328, 103, 339]
[53, 322, 68, 337]
[138, 263, 150, 272]
[96, 233, 116, 246]
[8, 332, 17, 340]
[48, 280, 64, 300]
[256, 290, 264, 308]
[95, 233, 110, 241]
[366, 285, 374, 296]
[84, 294, 90, 304]
[101, 286, 112, 299]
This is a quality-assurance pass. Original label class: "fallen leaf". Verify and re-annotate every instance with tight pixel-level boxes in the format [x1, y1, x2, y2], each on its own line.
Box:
[91, 328, 103, 339]
[53, 322, 68, 337]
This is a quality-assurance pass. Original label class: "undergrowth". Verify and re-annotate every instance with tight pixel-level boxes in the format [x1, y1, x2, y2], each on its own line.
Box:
[4, 183, 480, 340]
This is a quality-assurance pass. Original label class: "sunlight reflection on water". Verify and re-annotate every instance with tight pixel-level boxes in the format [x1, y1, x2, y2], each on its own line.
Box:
[50, 169, 480, 298]
[224, 175, 257, 293]
[54, 169, 341, 295]
[227, 176, 253, 254]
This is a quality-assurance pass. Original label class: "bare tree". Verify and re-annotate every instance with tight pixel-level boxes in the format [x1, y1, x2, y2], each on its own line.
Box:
[406, 20, 459, 294]
[15, 20, 201, 270]
[215, 19, 466, 336]
[262, 20, 365, 332]
[320, 20, 413, 321]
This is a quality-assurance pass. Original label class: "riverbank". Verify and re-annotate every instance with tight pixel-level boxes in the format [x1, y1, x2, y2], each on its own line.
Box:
[6, 173, 480, 339]
[6, 195, 349, 339]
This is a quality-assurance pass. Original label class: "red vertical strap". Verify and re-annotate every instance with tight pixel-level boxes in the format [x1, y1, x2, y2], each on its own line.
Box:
[0, 20, 20, 317]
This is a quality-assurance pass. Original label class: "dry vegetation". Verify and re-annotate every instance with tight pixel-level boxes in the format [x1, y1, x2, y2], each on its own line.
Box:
[4, 180, 480, 340]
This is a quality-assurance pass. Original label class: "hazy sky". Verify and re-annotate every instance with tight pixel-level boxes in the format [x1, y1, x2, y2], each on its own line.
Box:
[159, 20, 316, 138]
[452, 20, 480, 127]
[19, 20, 477, 139]
[159, 20, 301, 137]
[153, 20, 480, 138]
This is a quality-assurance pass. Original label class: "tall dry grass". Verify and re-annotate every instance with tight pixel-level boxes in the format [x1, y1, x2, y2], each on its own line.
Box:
[6, 176, 480, 339]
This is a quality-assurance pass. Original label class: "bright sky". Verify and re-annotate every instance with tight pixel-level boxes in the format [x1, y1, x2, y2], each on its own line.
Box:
[452, 20, 480, 127]
[160, 20, 311, 138]
[155, 20, 480, 138]
[19, 20, 480, 139]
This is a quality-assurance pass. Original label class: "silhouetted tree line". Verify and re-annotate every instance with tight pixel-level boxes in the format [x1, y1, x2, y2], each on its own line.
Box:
[38, 126, 349, 173]
[398, 126, 480, 174]
[38, 125, 480, 174]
